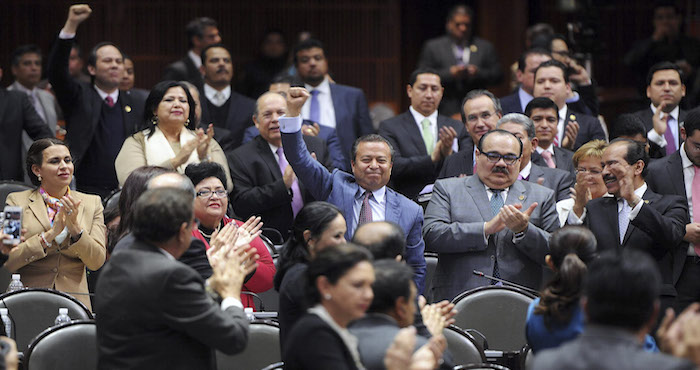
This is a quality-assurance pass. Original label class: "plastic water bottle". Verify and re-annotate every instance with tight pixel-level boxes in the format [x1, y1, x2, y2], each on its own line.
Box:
[6, 274, 23, 292]
[0, 308, 11, 338]
[244, 307, 255, 322]
[54, 308, 71, 326]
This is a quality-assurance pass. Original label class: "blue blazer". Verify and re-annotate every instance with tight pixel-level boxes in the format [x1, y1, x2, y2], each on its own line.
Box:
[281, 128, 427, 293]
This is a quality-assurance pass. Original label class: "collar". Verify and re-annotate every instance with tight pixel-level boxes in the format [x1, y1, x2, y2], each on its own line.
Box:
[650, 103, 680, 121]
[582, 324, 643, 347]
[94, 85, 119, 103]
[356, 185, 387, 204]
[535, 145, 555, 156]
[618, 183, 647, 202]
[11, 81, 38, 96]
[409, 105, 438, 124]
[204, 84, 231, 100]
[268, 142, 281, 156]
[558, 105, 568, 122]
[519, 160, 532, 179]
[483, 182, 510, 194]
[188, 50, 202, 69]
[308, 304, 364, 369]
[156, 247, 176, 261]
[681, 142, 694, 169]
[305, 77, 331, 94]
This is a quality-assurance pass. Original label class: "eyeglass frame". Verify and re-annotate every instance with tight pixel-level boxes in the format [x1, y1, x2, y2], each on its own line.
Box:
[195, 189, 228, 198]
[479, 151, 521, 165]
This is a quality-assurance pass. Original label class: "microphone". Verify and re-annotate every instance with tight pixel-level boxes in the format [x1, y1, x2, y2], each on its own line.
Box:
[472, 270, 540, 296]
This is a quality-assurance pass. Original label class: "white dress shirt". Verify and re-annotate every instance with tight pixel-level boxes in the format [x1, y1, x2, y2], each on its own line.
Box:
[556, 105, 568, 145]
[351, 186, 387, 235]
[204, 84, 231, 107]
[94, 86, 119, 105]
[568, 183, 647, 225]
[302, 77, 337, 128]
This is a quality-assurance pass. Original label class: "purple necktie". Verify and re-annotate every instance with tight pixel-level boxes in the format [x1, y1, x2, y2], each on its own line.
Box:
[309, 90, 320, 125]
[664, 115, 676, 155]
[277, 147, 303, 216]
[358, 191, 373, 226]
[105, 96, 115, 108]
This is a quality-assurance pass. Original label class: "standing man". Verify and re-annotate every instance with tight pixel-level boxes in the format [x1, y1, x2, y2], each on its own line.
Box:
[631, 62, 687, 158]
[279, 87, 427, 294]
[293, 38, 373, 169]
[199, 44, 256, 152]
[378, 68, 462, 200]
[418, 4, 502, 116]
[424, 129, 559, 301]
[500, 49, 552, 115]
[162, 17, 221, 90]
[532, 59, 606, 151]
[526, 97, 577, 176]
[48, 4, 144, 198]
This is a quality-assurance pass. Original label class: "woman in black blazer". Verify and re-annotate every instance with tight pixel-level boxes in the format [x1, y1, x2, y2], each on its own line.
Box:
[283, 244, 374, 370]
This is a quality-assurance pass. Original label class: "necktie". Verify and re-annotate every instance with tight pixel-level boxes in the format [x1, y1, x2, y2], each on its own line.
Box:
[309, 90, 321, 125]
[105, 96, 115, 108]
[213, 92, 225, 107]
[490, 189, 504, 281]
[541, 150, 556, 168]
[517, 174, 529, 181]
[28, 93, 47, 123]
[692, 167, 700, 255]
[276, 147, 303, 216]
[358, 191, 373, 226]
[421, 118, 434, 154]
[618, 199, 631, 244]
[664, 115, 677, 155]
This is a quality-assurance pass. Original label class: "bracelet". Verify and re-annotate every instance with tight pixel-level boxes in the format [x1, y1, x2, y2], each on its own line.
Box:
[39, 232, 50, 249]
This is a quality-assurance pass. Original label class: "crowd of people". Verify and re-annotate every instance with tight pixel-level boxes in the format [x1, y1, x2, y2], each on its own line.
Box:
[5, 1, 700, 369]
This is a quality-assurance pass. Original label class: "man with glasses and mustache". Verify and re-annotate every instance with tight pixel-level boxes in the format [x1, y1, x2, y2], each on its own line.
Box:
[424, 129, 559, 302]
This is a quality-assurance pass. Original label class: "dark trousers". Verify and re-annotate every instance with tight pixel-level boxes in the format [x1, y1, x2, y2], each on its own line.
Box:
[674, 256, 700, 314]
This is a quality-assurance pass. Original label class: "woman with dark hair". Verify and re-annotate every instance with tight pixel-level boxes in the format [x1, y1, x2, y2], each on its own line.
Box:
[283, 244, 374, 370]
[274, 201, 347, 350]
[114, 80, 232, 190]
[184, 161, 275, 309]
[115, 166, 171, 241]
[5, 138, 106, 309]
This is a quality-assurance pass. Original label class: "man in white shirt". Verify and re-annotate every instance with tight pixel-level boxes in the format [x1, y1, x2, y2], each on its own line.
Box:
[162, 17, 221, 90]
[526, 97, 577, 176]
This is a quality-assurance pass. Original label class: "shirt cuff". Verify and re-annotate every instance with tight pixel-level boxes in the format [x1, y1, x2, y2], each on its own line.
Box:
[279, 115, 303, 133]
[59, 30, 76, 39]
[629, 199, 644, 220]
[482, 223, 488, 244]
[221, 297, 243, 311]
[647, 128, 666, 147]
[567, 208, 586, 225]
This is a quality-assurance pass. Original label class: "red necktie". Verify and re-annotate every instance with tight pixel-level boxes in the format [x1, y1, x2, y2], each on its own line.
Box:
[105, 96, 115, 107]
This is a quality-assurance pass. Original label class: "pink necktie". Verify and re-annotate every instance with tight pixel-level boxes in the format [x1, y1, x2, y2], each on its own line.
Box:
[692, 167, 700, 255]
[358, 191, 373, 226]
[105, 96, 115, 107]
[277, 147, 303, 217]
[541, 150, 556, 168]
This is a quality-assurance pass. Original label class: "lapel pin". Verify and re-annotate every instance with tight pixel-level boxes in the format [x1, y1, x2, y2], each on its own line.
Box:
[644, 200, 649, 204]
[518, 195, 525, 201]
[470, 45, 478, 52]
[125, 105, 132, 113]
[569, 114, 576, 121]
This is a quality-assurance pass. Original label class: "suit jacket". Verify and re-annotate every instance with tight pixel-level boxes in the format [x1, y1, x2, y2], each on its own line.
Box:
[528, 163, 574, 202]
[281, 126, 427, 293]
[47, 36, 144, 177]
[283, 313, 358, 370]
[423, 176, 559, 301]
[438, 136, 475, 179]
[562, 108, 606, 151]
[0, 88, 53, 181]
[582, 188, 688, 294]
[328, 83, 374, 169]
[8, 82, 60, 150]
[632, 107, 687, 159]
[5, 190, 106, 309]
[501, 85, 599, 116]
[96, 239, 249, 370]
[162, 55, 204, 90]
[532, 148, 577, 177]
[378, 111, 463, 200]
[229, 135, 331, 240]
[199, 89, 256, 153]
[418, 35, 502, 116]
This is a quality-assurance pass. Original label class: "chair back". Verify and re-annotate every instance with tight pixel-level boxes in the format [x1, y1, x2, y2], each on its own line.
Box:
[443, 324, 486, 366]
[260, 362, 284, 370]
[256, 257, 279, 312]
[424, 252, 438, 301]
[0, 181, 32, 206]
[451, 286, 534, 352]
[453, 364, 511, 370]
[24, 320, 97, 370]
[216, 320, 280, 370]
[0, 288, 93, 352]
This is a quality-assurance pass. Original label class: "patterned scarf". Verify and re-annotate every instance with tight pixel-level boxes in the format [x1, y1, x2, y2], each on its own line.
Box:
[39, 187, 69, 226]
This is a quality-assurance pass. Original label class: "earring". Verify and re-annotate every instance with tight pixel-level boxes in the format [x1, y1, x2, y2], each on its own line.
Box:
[323, 293, 332, 300]
[37, 174, 42, 182]
[185, 118, 190, 125]
[152, 116, 158, 125]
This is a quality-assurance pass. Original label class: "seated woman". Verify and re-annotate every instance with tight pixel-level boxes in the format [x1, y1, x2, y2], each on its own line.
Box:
[184, 161, 275, 309]
[283, 244, 374, 370]
[115, 80, 232, 191]
[5, 138, 106, 310]
[274, 201, 347, 351]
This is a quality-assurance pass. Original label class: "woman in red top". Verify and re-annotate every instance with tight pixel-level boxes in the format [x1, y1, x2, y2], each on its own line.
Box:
[185, 162, 275, 309]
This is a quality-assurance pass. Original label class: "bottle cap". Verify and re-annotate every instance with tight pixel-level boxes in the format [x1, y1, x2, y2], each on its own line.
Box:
[0, 308, 7, 315]
[59, 308, 68, 315]
[11, 274, 19, 280]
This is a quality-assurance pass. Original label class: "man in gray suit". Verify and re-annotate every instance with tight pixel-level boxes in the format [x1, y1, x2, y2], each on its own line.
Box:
[423, 129, 559, 301]
[497, 113, 574, 202]
[533, 249, 695, 370]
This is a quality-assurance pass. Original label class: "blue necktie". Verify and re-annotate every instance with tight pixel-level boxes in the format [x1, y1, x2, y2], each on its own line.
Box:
[490, 189, 504, 281]
[309, 90, 321, 125]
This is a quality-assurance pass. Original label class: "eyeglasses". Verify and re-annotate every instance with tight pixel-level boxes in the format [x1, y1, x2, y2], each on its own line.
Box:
[575, 167, 602, 175]
[466, 111, 496, 123]
[196, 189, 227, 198]
[481, 152, 520, 165]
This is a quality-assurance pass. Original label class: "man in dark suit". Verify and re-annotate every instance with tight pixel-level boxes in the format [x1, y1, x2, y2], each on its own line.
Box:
[568, 139, 688, 312]
[96, 188, 252, 369]
[417, 4, 502, 116]
[229, 92, 331, 241]
[500, 48, 552, 115]
[199, 44, 256, 153]
[497, 113, 574, 202]
[293, 38, 373, 170]
[533, 249, 695, 370]
[439, 89, 502, 178]
[162, 17, 221, 90]
[48, 5, 144, 199]
[280, 87, 427, 293]
[532, 60, 606, 152]
[526, 97, 577, 176]
[647, 109, 700, 313]
[424, 129, 559, 301]
[631, 62, 687, 158]
[378, 68, 462, 200]
[0, 68, 53, 182]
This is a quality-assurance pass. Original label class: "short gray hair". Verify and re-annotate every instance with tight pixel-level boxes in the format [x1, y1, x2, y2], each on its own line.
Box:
[497, 113, 536, 139]
[147, 172, 196, 197]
